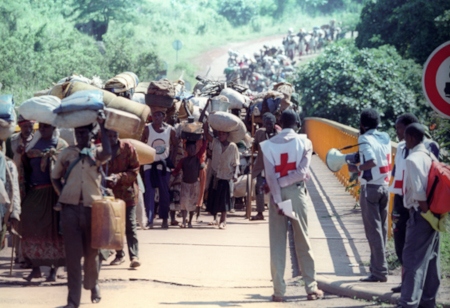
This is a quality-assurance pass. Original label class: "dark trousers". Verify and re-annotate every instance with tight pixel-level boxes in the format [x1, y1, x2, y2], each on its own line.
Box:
[144, 169, 171, 224]
[61, 204, 99, 308]
[116, 205, 138, 260]
[254, 175, 266, 213]
[392, 194, 409, 264]
[398, 209, 440, 308]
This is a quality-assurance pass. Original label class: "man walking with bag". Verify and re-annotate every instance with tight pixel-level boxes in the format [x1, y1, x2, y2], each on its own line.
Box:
[52, 116, 111, 308]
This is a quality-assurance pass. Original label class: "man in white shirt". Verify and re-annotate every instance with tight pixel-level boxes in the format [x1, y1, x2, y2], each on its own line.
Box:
[348, 108, 391, 283]
[397, 123, 440, 308]
[389, 113, 440, 293]
[261, 109, 323, 302]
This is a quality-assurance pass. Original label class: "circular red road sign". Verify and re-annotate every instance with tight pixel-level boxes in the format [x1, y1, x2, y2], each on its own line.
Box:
[422, 41, 450, 119]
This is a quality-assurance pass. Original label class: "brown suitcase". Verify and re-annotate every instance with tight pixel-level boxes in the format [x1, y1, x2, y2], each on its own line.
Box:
[91, 197, 126, 250]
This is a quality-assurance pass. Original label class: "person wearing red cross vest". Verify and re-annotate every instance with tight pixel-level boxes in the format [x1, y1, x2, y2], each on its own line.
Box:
[348, 108, 391, 283]
[260, 109, 323, 302]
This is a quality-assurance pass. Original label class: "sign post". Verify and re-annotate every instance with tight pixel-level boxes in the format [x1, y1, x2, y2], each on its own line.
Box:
[422, 41, 450, 119]
[172, 39, 183, 63]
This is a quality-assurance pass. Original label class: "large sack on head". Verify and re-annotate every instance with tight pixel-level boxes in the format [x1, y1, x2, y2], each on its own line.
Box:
[65, 81, 150, 139]
[122, 138, 156, 165]
[104, 107, 141, 136]
[220, 88, 247, 109]
[273, 82, 294, 100]
[208, 111, 240, 132]
[228, 119, 246, 143]
[145, 79, 175, 108]
[54, 90, 104, 114]
[19, 95, 60, 124]
[53, 110, 98, 128]
[104, 72, 139, 94]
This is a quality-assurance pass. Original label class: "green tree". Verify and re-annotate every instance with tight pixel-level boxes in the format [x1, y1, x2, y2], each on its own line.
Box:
[293, 40, 429, 135]
[67, 0, 142, 40]
[218, 0, 258, 27]
[355, 0, 450, 64]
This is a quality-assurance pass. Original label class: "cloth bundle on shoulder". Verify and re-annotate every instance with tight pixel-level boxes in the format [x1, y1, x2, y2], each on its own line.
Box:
[18, 95, 61, 125]
[0, 95, 16, 140]
[208, 111, 247, 143]
[145, 79, 175, 108]
[53, 90, 105, 128]
[104, 72, 139, 94]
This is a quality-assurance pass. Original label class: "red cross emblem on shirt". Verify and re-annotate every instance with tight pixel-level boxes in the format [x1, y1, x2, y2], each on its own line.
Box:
[275, 153, 296, 177]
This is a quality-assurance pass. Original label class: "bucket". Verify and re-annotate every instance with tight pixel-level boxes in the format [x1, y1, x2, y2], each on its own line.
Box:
[210, 95, 230, 112]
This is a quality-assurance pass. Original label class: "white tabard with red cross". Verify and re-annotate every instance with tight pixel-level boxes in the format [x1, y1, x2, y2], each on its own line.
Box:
[260, 138, 305, 180]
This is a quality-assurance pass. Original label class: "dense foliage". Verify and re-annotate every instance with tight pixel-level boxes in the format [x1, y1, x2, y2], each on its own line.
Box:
[355, 0, 450, 64]
[293, 40, 428, 136]
[218, 0, 259, 26]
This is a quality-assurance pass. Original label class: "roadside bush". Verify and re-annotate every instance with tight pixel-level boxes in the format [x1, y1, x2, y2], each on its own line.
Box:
[293, 40, 429, 136]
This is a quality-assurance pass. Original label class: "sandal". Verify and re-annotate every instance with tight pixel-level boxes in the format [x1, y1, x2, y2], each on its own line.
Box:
[179, 223, 186, 228]
[208, 220, 218, 226]
[250, 214, 265, 221]
[91, 284, 101, 303]
[219, 222, 227, 229]
[307, 289, 324, 300]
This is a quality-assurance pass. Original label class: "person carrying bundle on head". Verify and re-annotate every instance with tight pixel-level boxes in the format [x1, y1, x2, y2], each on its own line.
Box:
[172, 138, 207, 228]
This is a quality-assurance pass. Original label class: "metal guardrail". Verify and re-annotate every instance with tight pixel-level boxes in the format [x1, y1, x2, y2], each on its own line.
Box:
[304, 117, 398, 238]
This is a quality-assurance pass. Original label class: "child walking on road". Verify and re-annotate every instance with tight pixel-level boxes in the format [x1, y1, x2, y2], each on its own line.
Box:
[172, 140, 207, 228]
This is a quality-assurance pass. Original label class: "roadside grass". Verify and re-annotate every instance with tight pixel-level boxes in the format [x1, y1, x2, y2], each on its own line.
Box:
[385, 233, 450, 279]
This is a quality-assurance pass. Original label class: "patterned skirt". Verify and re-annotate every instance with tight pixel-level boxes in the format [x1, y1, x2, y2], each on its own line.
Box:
[20, 185, 65, 267]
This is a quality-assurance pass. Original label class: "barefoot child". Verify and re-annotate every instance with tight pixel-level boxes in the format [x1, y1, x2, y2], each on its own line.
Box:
[172, 140, 207, 228]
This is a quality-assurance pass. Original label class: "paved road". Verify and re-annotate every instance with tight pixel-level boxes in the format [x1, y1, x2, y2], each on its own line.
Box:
[0, 156, 393, 308]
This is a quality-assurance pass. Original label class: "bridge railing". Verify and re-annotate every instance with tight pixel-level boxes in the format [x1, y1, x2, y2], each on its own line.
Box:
[304, 117, 398, 237]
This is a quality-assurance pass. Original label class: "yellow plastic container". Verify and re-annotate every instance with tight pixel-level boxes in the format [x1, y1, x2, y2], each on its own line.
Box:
[91, 197, 125, 250]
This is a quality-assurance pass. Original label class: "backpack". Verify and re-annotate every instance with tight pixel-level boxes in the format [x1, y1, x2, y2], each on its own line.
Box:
[427, 160, 450, 214]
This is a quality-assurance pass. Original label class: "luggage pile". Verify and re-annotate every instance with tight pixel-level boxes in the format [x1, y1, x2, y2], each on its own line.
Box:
[22, 73, 151, 140]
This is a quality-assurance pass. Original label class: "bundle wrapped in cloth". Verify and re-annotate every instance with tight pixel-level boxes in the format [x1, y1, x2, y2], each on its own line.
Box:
[18, 95, 61, 125]
[145, 79, 175, 108]
[208, 111, 246, 143]
[104, 72, 139, 94]
[63, 81, 150, 139]
[53, 90, 105, 128]
[219, 88, 249, 110]
[0, 94, 16, 140]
